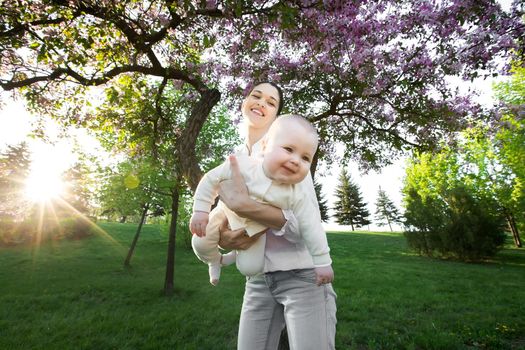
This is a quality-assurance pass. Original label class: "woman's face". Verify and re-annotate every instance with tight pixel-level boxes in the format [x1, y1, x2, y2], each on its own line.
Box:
[241, 83, 281, 131]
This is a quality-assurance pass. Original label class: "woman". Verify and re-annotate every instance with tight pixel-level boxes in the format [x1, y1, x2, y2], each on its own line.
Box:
[217, 81, 337, 350]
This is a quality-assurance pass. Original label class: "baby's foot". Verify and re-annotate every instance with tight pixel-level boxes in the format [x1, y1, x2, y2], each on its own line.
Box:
[220, 251, 237, 266]
[209, 263, 221, 286]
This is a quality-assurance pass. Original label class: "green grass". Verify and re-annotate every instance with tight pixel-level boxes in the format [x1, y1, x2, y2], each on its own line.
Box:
[1, 224, 524, 349]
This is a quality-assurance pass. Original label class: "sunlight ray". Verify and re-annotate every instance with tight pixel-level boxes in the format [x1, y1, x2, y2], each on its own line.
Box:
[31, 201, 45, 261]
[46, 202, 63, 238]
[53, 197, 124, 250]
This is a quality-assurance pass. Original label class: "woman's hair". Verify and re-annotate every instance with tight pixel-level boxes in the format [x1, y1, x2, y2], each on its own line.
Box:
[246, 81, 284, 115]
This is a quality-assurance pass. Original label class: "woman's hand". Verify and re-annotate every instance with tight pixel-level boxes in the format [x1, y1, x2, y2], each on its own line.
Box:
[219, 155, 286, 229]
[218, 217, 265, 250]
[218, 155, 251, 213]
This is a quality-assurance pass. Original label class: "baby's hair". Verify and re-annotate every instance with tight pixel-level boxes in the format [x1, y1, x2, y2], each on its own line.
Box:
[273, 114, 318, 139]
[245, 81, 284, 115]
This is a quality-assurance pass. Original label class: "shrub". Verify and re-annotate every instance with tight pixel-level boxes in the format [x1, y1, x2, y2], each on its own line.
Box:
[0, 219, 34, 246]
[0, 216, 94, 247]
[59, 217, 95, 240]
[404, 186, 506, 261]
[176, 220, 192, 250]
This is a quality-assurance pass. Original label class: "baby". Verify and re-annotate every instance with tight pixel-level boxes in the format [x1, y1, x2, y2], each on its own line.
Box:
[190, 114, 332, 285]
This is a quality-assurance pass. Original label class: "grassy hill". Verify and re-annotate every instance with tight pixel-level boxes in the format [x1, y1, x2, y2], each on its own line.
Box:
[1, 223, 524, 349]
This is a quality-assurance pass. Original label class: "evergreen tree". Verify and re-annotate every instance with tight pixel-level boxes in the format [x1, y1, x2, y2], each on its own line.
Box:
[333, 169, 370, 231]
[314, 178, 329, 223]
[374, 187, 401, 232]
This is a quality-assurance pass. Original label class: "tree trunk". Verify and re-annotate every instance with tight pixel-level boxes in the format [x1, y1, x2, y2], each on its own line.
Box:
[164, 187, 180, 296]
[310, 145, 320, 179]
[124, 203, 149, 267]
[387, 218, 393, 232]
[119, 215, 127, 223]
[177, 88, 221, 191]
[505, 210, 522, 248]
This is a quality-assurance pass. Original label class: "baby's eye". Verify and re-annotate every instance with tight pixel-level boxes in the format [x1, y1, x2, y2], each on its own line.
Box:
[268, 101, 276, 107]
[283, 147, 293, 152]
[251, 93, 261, 99]
[302, 156, 311, 162]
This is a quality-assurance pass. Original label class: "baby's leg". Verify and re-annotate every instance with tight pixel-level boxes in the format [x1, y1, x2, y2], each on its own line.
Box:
[236, 234, 266, 277]
[191, 207, 232, 285]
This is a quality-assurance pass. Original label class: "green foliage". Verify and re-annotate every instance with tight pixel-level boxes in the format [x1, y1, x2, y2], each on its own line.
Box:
[493, 64, 525, 233]
[402, 142, 510, 260]
[95, 78, 239, 220]
[173, 187, 194, 250]
[98, 157, 171, 223]
[404, 185, 506, 260]
[333, 168, 370, 230]
[402, 70, 525, 253]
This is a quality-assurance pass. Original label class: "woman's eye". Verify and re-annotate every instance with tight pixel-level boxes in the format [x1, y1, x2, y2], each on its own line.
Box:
[268, 102, 276, 107]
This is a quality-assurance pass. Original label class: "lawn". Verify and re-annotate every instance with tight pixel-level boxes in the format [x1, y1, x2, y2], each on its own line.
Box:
[1, 223, 524, 349]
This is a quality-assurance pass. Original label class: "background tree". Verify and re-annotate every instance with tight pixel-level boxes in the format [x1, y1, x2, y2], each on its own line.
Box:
[98, 158, 167, 224]
[460, 126, 522, 247]
[0, 142, 31, 220]
[216, 0, 525, 171]
[402, 140, 512, 260]
[1, 1, 524, 174]
[90, 80, 238, 294]
[493, 63, 525, 243]
[374, 187, 401, 232]
[313, 178, 329, 223]
[397, 70, 524, 247]
[403, 180, 506, 260]
[333, 168, 370, 231]
[98, 157, 169, 266]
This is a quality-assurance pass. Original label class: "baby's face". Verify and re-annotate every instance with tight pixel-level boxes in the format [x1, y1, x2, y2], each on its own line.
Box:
[263, 124, 318, 185]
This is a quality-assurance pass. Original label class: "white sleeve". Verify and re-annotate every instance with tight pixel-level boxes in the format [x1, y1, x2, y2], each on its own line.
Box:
[192, 161, 230, 213]
[292, 175, 332, 267]
[272, 209, 301, 243]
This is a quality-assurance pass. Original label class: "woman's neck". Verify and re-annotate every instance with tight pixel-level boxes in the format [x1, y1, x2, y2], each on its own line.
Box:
[246, 126, 269, 150]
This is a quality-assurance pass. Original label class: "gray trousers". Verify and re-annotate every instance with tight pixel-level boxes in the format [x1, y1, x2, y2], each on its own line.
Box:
[237, 269, 337, 350]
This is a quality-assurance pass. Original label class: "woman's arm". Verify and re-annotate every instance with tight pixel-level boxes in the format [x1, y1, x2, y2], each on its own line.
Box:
[218, 155, 286, 230]
[218, 217, 266, 250]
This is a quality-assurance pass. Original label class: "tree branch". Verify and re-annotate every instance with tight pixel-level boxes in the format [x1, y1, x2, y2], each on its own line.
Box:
[1, 64, 207, 92]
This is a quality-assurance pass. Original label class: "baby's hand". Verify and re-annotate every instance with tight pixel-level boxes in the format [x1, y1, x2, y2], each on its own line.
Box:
[190, 211, 209, 237]
[314, 265, 334, 286]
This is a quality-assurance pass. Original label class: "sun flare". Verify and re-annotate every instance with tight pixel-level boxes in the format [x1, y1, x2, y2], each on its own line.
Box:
[24, 167, 64, 203]
[23, 145, 67, 203]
